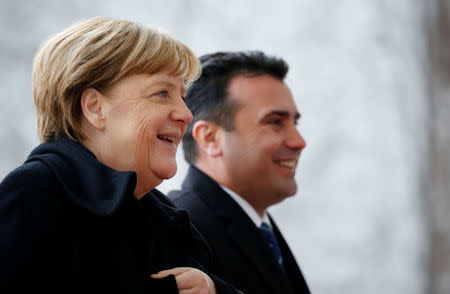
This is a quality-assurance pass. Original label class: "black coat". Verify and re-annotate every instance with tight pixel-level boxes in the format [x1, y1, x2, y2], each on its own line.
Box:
[168, 166, 311, 294]
[0, 137, 240, 294]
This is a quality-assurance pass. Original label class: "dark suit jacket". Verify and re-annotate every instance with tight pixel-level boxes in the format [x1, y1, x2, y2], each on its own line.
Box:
[0, 137, 239, 294]
[168, 166, 311, 294]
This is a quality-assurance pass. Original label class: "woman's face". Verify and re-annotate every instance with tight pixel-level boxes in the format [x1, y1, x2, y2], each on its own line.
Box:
[100, 72, 192, 196]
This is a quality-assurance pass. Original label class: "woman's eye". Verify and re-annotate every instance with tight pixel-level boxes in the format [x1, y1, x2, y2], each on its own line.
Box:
[156, 90, 168, 98]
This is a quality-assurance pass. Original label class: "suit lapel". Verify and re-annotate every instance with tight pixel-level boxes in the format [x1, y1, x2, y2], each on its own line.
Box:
[269, 216, 311, 294]
[225, 216, 294, 293]
[183, 166, 295, 293]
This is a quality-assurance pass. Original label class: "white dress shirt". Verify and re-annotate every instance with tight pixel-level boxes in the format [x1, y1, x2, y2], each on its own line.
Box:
[219, 185, 271, 229]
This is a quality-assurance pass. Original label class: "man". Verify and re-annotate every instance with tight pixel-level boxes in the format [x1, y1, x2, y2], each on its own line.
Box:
[168, 51, 310, 294]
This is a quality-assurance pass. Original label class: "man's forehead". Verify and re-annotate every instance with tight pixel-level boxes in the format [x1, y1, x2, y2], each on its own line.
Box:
[228, 74, 293, 98]
[230, 99, 299, 120]
[228, 73, 286, 91]
[226, 74, 299, 116]
[228, 91, 299, 113]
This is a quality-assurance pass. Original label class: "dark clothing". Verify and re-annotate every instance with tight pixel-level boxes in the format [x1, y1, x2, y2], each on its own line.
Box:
[0, 137, 239, 294]
[168, 166, 311, 294]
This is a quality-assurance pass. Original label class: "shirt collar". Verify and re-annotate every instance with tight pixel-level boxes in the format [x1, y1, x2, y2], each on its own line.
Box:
[219, 185, 271, 228]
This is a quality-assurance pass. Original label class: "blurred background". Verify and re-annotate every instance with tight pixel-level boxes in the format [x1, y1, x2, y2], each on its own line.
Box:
[1, 0, 449, 293]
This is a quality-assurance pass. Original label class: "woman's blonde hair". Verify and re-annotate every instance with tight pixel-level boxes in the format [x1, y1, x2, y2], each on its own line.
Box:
[33, 17, 201, 142]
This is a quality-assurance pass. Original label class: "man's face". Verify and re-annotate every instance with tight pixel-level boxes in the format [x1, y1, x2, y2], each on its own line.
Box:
[220, 74, 306, 211]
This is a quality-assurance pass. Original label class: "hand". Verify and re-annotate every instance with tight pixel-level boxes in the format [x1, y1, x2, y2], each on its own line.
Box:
[151, 267, 217, 294]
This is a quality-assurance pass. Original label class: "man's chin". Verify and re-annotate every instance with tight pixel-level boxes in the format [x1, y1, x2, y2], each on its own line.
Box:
[281, 181, 298, 197]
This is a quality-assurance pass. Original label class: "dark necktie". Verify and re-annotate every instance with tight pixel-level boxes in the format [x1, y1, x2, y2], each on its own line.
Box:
[259, 222, 284, 270]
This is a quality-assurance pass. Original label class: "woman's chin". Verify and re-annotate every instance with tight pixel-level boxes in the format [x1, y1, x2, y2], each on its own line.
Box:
[156, 165, 178, 180]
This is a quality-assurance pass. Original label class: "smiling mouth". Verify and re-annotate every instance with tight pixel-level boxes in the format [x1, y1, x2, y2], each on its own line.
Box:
[276, 160, 297, 169]
[157, 135, 177, 144]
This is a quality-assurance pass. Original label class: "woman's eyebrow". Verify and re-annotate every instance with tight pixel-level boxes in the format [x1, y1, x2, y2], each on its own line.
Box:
[142, 80, 186, 96]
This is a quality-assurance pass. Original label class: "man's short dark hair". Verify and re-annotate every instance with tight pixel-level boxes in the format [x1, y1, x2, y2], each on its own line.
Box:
[182, 50, 289, 164]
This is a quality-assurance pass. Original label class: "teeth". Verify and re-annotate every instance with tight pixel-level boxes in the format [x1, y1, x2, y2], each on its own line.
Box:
[278, 161, 296, 168]
[158, 136, 177, 143]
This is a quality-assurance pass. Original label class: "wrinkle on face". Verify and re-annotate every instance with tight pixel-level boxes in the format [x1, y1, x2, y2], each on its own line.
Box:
[96, 72, 189, 197]
[133, 99, 154, 167]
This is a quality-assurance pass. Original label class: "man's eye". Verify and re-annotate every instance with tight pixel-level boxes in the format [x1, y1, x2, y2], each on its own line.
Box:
[269, 119, 282, 125]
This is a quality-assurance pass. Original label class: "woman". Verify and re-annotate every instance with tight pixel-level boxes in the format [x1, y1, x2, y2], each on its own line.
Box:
[0, 17, 240, 294]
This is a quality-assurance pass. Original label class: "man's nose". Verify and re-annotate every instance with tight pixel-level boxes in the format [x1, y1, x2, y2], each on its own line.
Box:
[286, 125, 306, 151]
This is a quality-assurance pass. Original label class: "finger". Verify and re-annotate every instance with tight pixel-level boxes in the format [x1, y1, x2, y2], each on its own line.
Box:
[172, 270, 196, 290]
[152, 269, 196, 291]
[179, 289, 197, 294]
[175, 269, 211, 291]
[151, 267, 190, 279]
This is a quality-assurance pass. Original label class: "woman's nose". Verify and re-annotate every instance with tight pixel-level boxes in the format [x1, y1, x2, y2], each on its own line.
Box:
[171, 98, 193, 125]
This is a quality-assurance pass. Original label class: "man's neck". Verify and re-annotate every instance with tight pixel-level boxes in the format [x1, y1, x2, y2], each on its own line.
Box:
[194, 161, 268, 217]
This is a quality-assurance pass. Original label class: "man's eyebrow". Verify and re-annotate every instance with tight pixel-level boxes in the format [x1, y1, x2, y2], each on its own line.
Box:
[262, 110, 301, 120]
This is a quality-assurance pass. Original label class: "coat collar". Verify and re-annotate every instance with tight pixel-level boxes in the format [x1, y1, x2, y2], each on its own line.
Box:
[25, 135, 136, 216]
[181, 166, 296, 292]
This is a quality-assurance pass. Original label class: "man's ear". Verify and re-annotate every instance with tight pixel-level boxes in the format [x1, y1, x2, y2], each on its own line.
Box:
[192, 120, 223, 157]
[80, 88, 106, 130]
